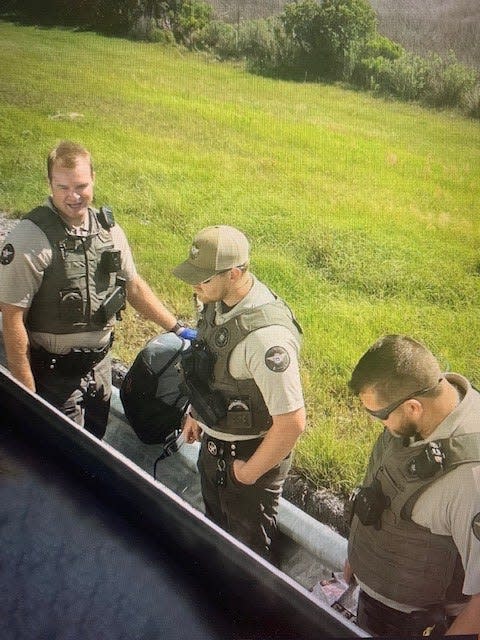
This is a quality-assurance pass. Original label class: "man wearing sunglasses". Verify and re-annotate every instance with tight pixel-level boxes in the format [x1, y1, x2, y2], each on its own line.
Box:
[345, 334, 480, 637]
[172, 225, 305, 559]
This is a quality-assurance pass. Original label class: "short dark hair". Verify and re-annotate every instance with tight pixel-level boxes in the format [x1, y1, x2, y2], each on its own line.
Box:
[349, 335, 443, 404]
[47, 140, 93, 181]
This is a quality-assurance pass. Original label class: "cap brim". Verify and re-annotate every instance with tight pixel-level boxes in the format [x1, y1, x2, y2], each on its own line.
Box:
[172, 260, 217, 285]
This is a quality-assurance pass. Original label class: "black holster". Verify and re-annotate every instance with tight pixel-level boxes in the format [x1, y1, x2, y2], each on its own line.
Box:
[180, 340, 227, 425]
[30, 339, 112, 377]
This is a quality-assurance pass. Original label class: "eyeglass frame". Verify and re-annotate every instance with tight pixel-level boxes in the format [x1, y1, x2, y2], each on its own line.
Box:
[364, 378, 444, 421]
[198, 264, 247, 285]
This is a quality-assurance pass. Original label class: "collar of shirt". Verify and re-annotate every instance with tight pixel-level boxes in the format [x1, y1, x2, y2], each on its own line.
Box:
[214, 275, 274, 324]
[424, 373, 478, 441]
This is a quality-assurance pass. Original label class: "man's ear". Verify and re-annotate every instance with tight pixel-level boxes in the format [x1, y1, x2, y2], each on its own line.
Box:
[229, 267, 245, 282]
[405, 399, 423, 418]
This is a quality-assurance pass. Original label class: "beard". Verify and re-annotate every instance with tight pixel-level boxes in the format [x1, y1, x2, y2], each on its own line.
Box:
[391, 419, 419, 439]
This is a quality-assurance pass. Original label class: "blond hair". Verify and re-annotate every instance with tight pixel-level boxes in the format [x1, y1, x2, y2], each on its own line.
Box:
[47, 140, 93, 181]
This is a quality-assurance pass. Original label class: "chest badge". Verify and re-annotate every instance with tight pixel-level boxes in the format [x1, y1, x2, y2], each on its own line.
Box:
[214, 327, 230, 348]
[0, 243, 14, 265]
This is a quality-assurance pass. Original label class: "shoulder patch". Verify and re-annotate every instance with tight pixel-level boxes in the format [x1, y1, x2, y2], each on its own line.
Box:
[472, 512, 480, 542]
[0, 243, 15, 265]
[265, 346, 290, 372]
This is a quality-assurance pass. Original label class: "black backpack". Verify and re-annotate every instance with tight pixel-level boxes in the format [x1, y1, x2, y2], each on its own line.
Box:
[120, 333, 190, 444]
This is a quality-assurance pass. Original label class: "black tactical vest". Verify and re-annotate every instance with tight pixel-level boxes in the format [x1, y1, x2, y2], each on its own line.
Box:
[348, 430, 480, 608]
[25, 206, 119, 334]
[196, 295, 302, 437]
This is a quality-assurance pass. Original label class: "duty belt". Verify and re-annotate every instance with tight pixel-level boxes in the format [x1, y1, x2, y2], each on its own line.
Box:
[204, 436, 263, 459]
[31, 336, 113, 376]
[357, 590, 454, 637]
[204, 436, 264, 488]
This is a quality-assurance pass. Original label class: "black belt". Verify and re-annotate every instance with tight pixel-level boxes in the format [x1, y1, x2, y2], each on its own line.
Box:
[31, 338, 113, 376]
[204, 436, 263, 459]
[357, 590, 454, 637]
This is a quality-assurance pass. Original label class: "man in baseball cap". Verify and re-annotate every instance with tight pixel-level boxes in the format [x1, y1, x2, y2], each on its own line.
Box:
[172, 225, 250, 285]
[173, 225, 305, 559]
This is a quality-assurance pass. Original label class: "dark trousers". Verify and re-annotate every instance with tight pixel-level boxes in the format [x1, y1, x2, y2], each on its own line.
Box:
[357, 590, 453, 637]
[31, 353, 112, 439]
[197, 436, 292, 559]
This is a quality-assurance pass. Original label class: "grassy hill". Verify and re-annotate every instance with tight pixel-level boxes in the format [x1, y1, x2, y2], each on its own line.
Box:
[1, 21, 479, 493]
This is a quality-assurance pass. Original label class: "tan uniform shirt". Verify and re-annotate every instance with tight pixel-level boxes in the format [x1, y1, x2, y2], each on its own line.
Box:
[201, 276, 304, 441]
[0, 201, 137, 353]
[359, 373, 480, 612]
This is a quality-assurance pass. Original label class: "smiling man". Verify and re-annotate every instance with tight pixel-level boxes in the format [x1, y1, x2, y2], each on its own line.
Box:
[0, 140, 194, 438]
[173, 225, 305, 559]
[345, 335, 480, 637]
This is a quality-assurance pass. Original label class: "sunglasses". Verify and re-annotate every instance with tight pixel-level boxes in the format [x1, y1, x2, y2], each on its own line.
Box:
[365, 378, 444, 421]
[198, 264, 247, 285]
[198, 269, 232, 285]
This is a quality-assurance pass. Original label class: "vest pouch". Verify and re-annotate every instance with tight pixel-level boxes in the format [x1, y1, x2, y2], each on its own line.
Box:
[59, 287, 85, 324]
[408, 441, 445, 479]
[100, 250, 121, 273]
[354, 479, 390, 527]
[181, 340, 216, 381]
[180, 340, 227, 425]
[94, 278, 127, 325]
[181, 377, 227, 426]
[226, 396, 253, 430]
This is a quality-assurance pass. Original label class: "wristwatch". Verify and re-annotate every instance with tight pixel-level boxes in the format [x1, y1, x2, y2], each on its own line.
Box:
[171, 321, 185, 335]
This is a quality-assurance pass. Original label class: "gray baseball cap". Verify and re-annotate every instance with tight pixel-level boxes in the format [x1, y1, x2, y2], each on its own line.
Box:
[172, 225, 250, 285]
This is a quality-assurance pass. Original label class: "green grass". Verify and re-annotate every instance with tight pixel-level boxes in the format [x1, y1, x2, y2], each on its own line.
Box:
[1, 21, 479, 494]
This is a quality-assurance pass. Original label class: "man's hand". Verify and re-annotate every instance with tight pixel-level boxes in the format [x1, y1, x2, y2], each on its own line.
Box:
[229, 408, 305, 486]
[232, 459, 256, 485]
[182, 413, 202, 443]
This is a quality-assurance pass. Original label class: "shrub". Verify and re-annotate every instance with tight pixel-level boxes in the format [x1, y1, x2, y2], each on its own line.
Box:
[422, 51, 478, 108]
[463, 84, 480, 119]
[245, 17, 303, 79]
[359, 52, 428, 101]
[281, 0, 377, 80]
[237, 19, 279, 60]
[352, 35, 404, 89]
[201, 20, 238, 58]
[129, 15, 174, 43]
[361, 34, 404, 62]
[173, 0, 213, 47]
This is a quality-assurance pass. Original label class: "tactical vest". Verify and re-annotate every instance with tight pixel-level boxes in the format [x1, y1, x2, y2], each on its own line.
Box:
[26, 206, 119, 334]
[196, 296, 302, 437]
[348, 431, 480, 608]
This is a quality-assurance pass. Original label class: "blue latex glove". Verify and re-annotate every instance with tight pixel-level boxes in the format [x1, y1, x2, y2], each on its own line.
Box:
[178, 326, 197, 341]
